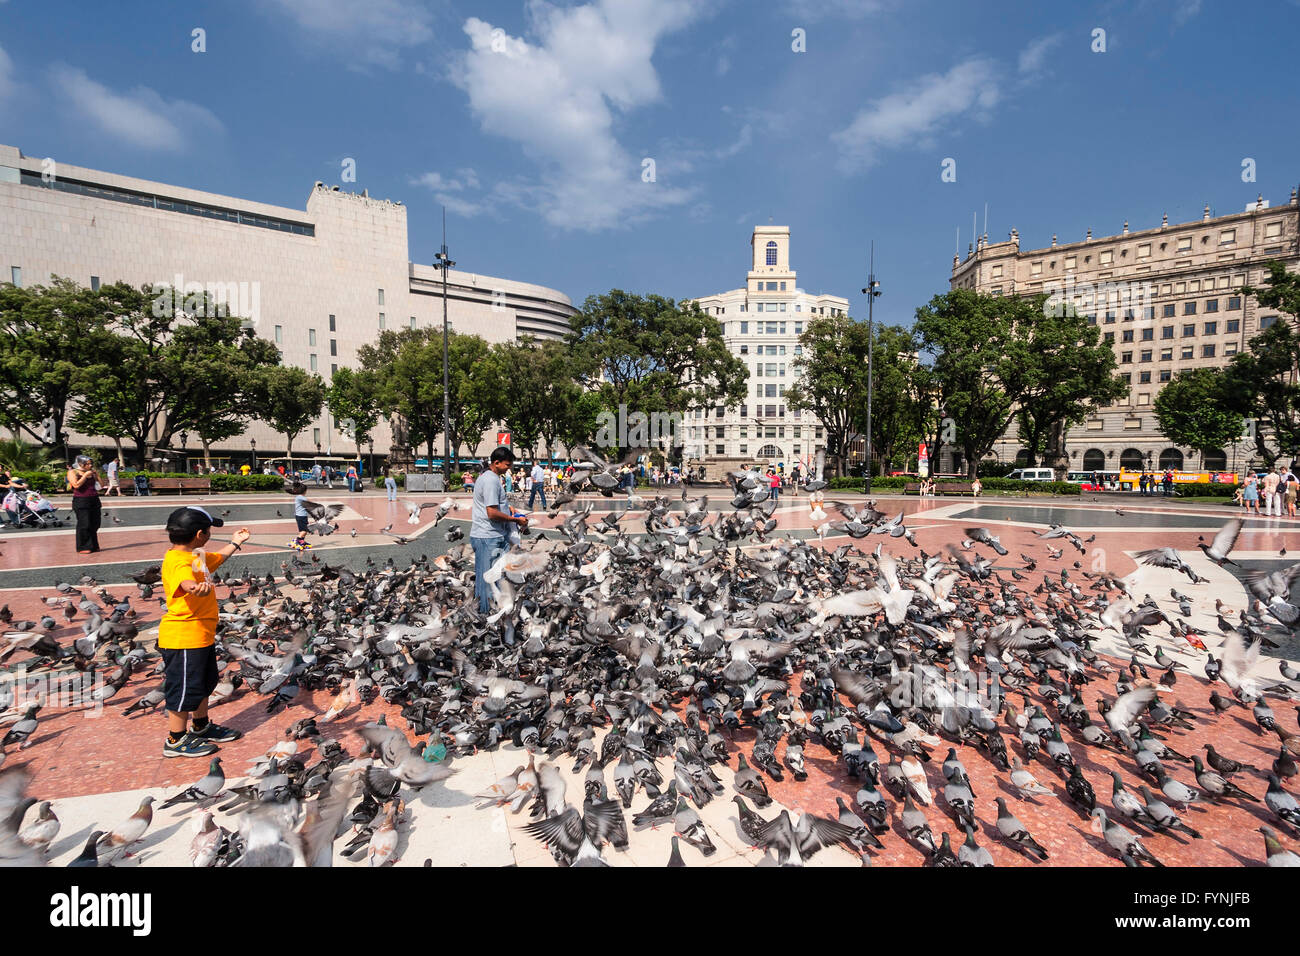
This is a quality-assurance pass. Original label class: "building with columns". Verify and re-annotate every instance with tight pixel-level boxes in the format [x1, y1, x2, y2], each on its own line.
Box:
[685, 225, 847, 479]
[0, 143, 576, 466]
[950, 191, 1300, 476]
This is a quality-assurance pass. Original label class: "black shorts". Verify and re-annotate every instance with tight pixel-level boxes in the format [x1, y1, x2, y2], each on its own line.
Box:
[296, 515, 310, 532]
[161, 645, 219, 713]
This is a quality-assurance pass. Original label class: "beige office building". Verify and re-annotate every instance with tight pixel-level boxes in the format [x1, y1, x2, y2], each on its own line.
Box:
[950, 191, 1300, 475]
[0, 143, 576, 466]
[686, 226, 847, 478]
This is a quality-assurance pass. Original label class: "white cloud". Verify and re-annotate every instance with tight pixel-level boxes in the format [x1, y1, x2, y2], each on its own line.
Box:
[831, 57, 1000, 172]
[1173, 0, 1203, 25]
[449, 0, 703, 231]
[787, 0, 893, 20]
[49, 65, 222, 151]
[411, 168, 488, 217]
[1018, 33, 1062, 75]
[265, 0, 435, 70]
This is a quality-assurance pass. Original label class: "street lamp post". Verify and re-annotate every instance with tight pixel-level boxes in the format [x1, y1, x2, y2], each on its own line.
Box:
[433, 207, 456, 477]
[179, 431, 188, 472]
[250, 437, 256, 472]
[861, 242, 881, 493]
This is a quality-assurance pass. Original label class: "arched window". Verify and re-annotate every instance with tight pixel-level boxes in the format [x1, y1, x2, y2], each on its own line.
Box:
[1120, 448, 1145, 471]
[757, 444, 782, 459]
[1158, 448, 1184, 471]
[1013, 448, 1031, 466]
[1202, 448, 1227, 471]
[1082, 449, 1105, 471]
[765, 241, 778, 266]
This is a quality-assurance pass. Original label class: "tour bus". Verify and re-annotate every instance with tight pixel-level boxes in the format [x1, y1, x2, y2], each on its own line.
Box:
[1117, 469, 1239, 490]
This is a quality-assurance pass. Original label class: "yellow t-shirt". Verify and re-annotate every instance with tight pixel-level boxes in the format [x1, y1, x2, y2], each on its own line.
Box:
[158, 549, 226, 649]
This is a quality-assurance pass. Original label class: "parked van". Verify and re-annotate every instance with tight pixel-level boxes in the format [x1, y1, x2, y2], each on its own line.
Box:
[1005, 468, 1055, 482]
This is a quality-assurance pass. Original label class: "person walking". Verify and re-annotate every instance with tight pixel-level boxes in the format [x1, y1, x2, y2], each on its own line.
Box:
[384, 471, 398, 502]
[1285, 466, 1299, 518]
[1262, 468, 1280, 516]
[67, 454, 103, 554]
[471, 447, 528, 614]
[528, 460, 547, 510]
[104, 456, 120, 497]
[1138, 473, 1147, 496]
[768, 468, 780, 502]
[346, 464, 358, 493]
[289, 482, 311, 534]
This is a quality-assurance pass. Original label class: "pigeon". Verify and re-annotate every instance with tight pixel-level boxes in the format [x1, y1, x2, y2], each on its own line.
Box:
[732, 753, 771, 807]
[1138, 785, 1202, 839]
[67, 830, 105, 868]
[673, 797, 716, 857]
[17, 800, 59, 853]
[1259, 826, 1300, 866]
[992, 797, 1048, 861]
[97, 796, 155, 862]
[958, 825, 994, 867]
[1196, 519, 1242, 566]
[1091, 809, 1164, 867]
[1265, 774, 1300, 830]
[1191, 757, 1258, 803]
[161, 758, 225, 808]
[755, 809, 855, 867]
[964, 527, 1008, 556]
[1009, 756, 1053, 799]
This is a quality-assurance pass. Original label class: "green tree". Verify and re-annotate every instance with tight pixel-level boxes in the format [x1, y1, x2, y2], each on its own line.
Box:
[250, 365, 326, 465]
[1154, 367, 1244, 463]
[488, 337, 589, 462]
[446, 333, 498, 466]
[1225, 262, 1300, 467]
[856, 324, 933, 476]
[326, 366, 382, 465]
[358, 328, 446, 466]
[787, 314, 870, 476]
[0, 277, 116, 456]
[0, 437, 59, 472]
[567, 291, 746, 458]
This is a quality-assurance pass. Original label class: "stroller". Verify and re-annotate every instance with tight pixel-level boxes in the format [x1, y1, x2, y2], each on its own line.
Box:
[3, 484, 64, 528]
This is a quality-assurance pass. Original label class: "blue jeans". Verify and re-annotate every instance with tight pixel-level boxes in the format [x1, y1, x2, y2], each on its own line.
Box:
[528, 485, 546, 509]
[347, 477, 357, 492]
[472, 535, 508, 613]
[385, 479, 397, 500]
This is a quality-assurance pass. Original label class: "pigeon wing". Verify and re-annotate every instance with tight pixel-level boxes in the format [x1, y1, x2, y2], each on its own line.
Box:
[1210, 519, 1243, 559]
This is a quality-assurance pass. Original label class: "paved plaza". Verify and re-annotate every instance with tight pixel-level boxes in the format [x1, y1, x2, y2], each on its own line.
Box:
[1, 487, 1296, 867]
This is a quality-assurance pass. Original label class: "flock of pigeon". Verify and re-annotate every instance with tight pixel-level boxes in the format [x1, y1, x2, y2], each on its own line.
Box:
[2, 449, 1300, 867]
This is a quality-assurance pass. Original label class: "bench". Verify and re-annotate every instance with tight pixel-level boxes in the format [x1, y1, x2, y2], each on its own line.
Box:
[139, 477, 211, 495]
[904, 481, 977, 496]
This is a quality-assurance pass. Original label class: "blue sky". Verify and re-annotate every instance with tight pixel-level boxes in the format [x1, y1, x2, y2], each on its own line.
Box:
[1, 0, 1297, 326]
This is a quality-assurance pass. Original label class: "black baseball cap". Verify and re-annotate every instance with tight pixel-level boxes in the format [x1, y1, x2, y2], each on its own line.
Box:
[489, 446, 516, 463]
[165, 506, 224, 538]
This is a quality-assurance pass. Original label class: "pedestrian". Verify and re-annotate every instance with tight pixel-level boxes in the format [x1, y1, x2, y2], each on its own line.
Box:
[1138, 473, 1147, 496]
[1163, 471, 1173, 496]
[104, 456, 120, 497]
[66, 454, 103, 554]
[289, 481, 311, 533]
[471, 447, 528, 614]
[384, 471, 398, 502]
[346, 464, 358, 493]
[528, 460, 547, 510]
[1285, 467, 1299, 518]
[1262, 468, 1280, 516]
[462, 470, 474, 492]
[312, 463, 323, 487]
[971, 477, 982, 498]
[158, 506, 249, 757]
[1242, 473, 1259, 514]
[769, 469, 780, 502]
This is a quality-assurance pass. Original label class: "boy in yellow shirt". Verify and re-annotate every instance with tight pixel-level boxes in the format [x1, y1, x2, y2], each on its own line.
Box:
[159, 507, 251, 757]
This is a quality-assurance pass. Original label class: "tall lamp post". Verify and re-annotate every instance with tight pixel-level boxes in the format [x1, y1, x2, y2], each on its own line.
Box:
[179, 431, 188, 472]
[250, 437, 256, 472]
[432, 207, 456, 476]
[861, 242, 881, 492]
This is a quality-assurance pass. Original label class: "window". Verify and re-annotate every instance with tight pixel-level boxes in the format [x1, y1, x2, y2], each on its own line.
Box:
[778, 346, 786, 355]
[1123, 308, 1135, 322]
[330, 339, 337, 356]
[274, 325, 283, 343]
[1161, 326, 1174, 339]
[794, 345, 803, 356]
[1181, 346, 1194, 359]
[1120, 329, 1133, 343]
[740, 321, 748, 334]
[740, 405, 747, 417]
[1139, 371, 1151, 383]
[1205, 299, 1218, 313]
[1219, 229, 1235, 244]
[1120, 351, 1132, 363]
[754, 363, 762, 378]
[9, 267, 19, 287]
[779, 364, 786, 377]
[764, 281, 776, 291]
[756, 385, 763, 397]
[409, 316, 416, 329]
[1183, 324, 1196, 337]
[766, 241, 777, 266]
[328, 314, 336, 332]
[766, 363, 777, 377]
[1163, 304, 1176, 318]
[1031, 261, 1042, 276]
[1160, 348, 1172, 361]
[1140, 350, 1151, 362]
[1260, 315, 1278, 330]
[1265, 221, 1282, 238]
[991, 265, 1002, 278]
[310, 354, 318, 371]
[1184, 301, 1197, 315]
[1203, 321, 1217, 335]
[331, 364, 337, 375]
[1141, 328, 1153, 341]
[1202, 344, 1216, 358]
[1104, 332, 1115, 343]
[715, 445, 725, 455]
[1120, 373, 1131, 384]
[1100, 251, 1113, 265]
[1086, 314, 1097, 326]
[1142, 306, 1155, 320]
[1105, 312, 1116, 324]
[378, 289, 385, 305]
[1226, 318, 1239, 333]
[1159, 369, 1171, 382]
[379, 312, 385, 329]
[309, 329, 317, 346]
[1177, 236, 1192, 251]
[765, 384, 777, 397]
[1064, 256, 1076, 270]
[1227, 296, 1241, 310]
[1137, 243, 1151, 258]
[739, 445, 747, 455]
[766, 322, 777, 334]
[780, 282, 786, 290]
[90, 276, 100, 292]
[739, 345, 748, 354]
[313, 428, 320, 445]
[1224, 343, 1238, 356]
[1138, 393, 1150, 405]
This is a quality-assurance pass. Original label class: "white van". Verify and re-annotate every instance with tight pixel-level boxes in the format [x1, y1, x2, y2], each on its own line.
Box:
[1005, 468, 1055, 482]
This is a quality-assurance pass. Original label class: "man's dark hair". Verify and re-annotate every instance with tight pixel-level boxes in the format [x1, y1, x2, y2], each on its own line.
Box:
[289, 481, 307, 495]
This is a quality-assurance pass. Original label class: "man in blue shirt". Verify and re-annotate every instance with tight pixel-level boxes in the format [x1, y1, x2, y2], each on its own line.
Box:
[471, 446, 528, 613]
[528, 461, 547, 510]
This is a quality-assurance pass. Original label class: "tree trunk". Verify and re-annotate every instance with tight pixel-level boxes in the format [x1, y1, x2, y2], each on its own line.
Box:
[112, 437, 123, 469]
[134, 438, 148, 470]
[202, 438, 212, 470]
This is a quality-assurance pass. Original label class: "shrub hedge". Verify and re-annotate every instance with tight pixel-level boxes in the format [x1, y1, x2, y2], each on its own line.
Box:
[1164, 481, 1238, 498]
[826, 474, 1081, 495]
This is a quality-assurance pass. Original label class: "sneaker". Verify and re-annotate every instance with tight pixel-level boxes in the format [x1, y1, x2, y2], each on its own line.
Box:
[191, 722, 242, 743]
[163, 733, 219, 758]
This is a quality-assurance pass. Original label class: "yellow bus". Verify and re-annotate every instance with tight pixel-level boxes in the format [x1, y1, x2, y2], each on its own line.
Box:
[1118, 469, 1238, 490]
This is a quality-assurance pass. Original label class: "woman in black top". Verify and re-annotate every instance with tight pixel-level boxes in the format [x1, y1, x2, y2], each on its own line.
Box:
[67, 454, 103, 552]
